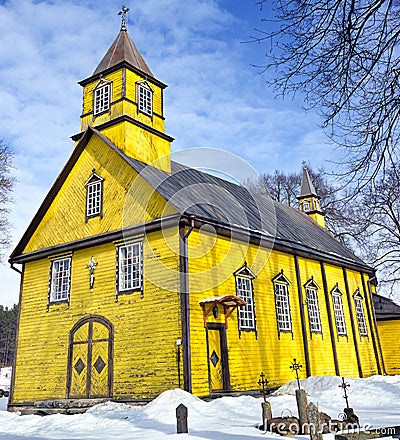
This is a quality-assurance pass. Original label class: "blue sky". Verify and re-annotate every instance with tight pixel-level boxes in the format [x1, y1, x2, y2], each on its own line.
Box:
[0, 0, 329, 306]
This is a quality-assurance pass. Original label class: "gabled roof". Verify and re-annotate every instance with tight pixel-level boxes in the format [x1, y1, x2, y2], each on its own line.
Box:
[10, 128, 372, 272]
[93, 30, 153, 78]
[299, 167, 318, 198]
[373, 293, 400, 320]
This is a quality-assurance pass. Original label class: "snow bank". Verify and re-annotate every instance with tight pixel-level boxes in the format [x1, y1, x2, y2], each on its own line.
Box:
[1, 376, 400, 439]
[273, 375, 400, 409]
[273, 375, 340, 396]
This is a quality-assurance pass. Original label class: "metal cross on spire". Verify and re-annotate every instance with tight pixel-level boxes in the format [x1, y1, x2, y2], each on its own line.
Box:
[118, 5, 130, 31]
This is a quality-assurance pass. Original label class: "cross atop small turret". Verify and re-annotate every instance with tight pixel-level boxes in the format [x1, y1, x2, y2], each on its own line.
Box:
[118, 5, 130, 31]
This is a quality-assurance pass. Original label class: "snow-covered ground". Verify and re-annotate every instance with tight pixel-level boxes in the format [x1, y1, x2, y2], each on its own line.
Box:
[0, 375, 399, 439]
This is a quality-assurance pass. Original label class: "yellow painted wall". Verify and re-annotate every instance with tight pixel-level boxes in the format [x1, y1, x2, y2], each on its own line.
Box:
[345, 269, 378, 377]
[188, 229, 306, 396]
[187, 229, 380, 396]
[23, 133, 176, 254]
[296, 257, 336, 376]
[12, 227, 182, 403]
[321, 264, 358, 376]
[377, 320, 400, 375]
[79, 69, 171, 172]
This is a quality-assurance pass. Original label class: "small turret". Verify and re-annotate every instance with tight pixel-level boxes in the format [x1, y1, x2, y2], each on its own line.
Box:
[297, 167, 326, 228]
[72, 9, 173, 172]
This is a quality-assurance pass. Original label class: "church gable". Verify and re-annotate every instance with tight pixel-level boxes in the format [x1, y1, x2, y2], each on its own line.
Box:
[21, 132, 177, 255]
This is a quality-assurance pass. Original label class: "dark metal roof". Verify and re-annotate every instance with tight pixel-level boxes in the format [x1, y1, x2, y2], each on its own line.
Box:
[9, 127, 372, 271]
[373, 293, 400, 320]
[117, 141, 368, 269]
[92, 30, 153, 78]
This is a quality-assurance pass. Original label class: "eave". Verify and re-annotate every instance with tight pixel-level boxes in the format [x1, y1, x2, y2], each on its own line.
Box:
[71, 115, 175, 143]
[78, 61, 167, 89]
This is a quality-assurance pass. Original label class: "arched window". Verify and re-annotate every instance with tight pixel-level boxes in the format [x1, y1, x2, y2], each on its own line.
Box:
[93, 81, 112, 115]
[304, 278, 322, 333]
[272, 270, 292, 333]
[331, 284, 347, 336]
[85, 171, 104, 220]
[234, 264, 257, 331]
[137, 81, 153, 116]
[353, 289, 368, 336]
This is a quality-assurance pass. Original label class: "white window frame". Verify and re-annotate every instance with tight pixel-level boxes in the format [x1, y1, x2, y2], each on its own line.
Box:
[137, 82, 153, 116]
[305, 283, 322, 333]
[302, 200, 311, 212]
[273, 276, 292, 332]
[236, 276, 256, 331]
[49, 257, 72, 303]
[94, 82, 111, 115]
[85, 173, 104, 219]
[354, 291, 368, 336]
[332, 286, 347, 336]
[118, 242, 143, 293]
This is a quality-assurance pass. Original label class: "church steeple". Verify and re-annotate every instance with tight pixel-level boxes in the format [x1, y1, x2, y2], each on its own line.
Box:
[297, 167, 326, 228]
[91, 30, 154, 79]
[72, 15, 173, 173]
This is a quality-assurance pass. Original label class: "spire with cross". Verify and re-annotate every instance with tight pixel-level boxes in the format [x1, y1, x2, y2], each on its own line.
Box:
[118, 5, 130, 31]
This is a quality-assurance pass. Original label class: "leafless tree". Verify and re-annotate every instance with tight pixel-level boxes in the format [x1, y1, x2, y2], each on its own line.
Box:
[247, 162, 400, 297]
[0, 140, 14, 260]
[341, 164, 400, 296]
[251, 1, 400, 187]
[245, 165, 349, 241]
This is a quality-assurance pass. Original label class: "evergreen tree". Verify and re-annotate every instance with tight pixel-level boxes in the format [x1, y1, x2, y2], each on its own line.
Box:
[0, 304, 18, 366]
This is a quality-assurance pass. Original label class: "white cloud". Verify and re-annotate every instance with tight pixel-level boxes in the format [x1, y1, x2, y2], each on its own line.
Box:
[0, 0, 326, 305]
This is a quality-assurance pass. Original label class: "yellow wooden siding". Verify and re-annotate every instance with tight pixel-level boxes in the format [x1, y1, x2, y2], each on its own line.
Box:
[12, 228, 182, 403]
[81, 70, 164, 129]
[187, 230, 379, 396]
[101, 122, 171, 172]
[79, 65, 171, 173]
[345, 269, 378, 376]
[23, 134, 176, 254]
[322, 264, 359, 376]
[296, 257, 336, 376]
[377, 320, 400, 375]
[125, 70, 163, 116]
[82, 71, 123, 115]
[187, 229, 307, 396]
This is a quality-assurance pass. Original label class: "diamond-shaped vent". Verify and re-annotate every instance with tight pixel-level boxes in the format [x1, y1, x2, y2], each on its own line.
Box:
[94, 356, 106, 374]
[210, 350, 220, 367]
[74, 358, 85, 375]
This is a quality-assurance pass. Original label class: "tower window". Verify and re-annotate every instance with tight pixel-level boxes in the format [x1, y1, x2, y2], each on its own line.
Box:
[94, 83, 111, 115]
[49, 257, 72, 303]
[85, 172, 104, 220]
[303, 200, 311, 212]
[137, 83, 153, 116]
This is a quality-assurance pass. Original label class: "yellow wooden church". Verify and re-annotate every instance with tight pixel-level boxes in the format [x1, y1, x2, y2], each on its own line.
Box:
[8, 18, 384, 412]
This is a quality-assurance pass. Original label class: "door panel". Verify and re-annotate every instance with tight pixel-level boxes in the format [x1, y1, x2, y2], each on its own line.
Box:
[70, 342, 88, 398]
[73, 323, 89, 343]
[208, 329, 224, 391]
[207, 324, 230, 392]
[90, 340, 109, 397]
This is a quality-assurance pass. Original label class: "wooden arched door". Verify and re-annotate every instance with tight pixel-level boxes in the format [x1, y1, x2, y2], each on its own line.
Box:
[67, 315, 113, 398]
